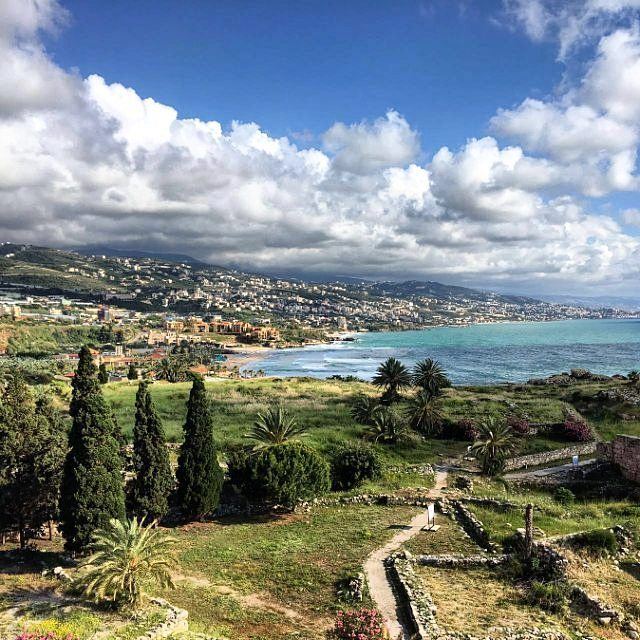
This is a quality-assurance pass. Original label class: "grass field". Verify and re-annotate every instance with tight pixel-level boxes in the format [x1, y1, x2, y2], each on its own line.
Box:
[102, 376, 640, 467]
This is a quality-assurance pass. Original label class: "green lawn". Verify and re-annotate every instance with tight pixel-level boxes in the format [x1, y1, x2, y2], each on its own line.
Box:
[156, 505, 420, 639]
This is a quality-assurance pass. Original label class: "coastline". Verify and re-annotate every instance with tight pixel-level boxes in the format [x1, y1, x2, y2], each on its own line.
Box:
[232, 318, 640, 383]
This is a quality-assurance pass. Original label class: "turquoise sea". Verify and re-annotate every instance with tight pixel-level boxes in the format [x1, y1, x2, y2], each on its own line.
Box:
[248, 319, 640, 385]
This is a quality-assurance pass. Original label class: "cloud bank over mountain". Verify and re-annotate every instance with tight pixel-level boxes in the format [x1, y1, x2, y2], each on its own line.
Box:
[0, 0, 639, 293]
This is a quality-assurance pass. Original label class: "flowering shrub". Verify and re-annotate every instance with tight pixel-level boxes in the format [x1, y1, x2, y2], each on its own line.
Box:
[506, 415, 531, 436]
[454, 418, 479, 441]
[333, 608, 387, 640]
[15, 633, 78, 640]
[557, 418, 594, 442]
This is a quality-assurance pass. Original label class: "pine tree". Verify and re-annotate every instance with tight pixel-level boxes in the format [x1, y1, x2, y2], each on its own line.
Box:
[128, 382, 173, 522]
[175, 376, 223, 520]
[60, 346, 125, 553]
[98, 363, 109, 385]
[0, 376, 66, 548]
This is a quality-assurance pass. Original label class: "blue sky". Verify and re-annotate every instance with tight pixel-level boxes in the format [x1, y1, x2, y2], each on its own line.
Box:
[1, 0, 639, 295]
[48, 0, 560, 153]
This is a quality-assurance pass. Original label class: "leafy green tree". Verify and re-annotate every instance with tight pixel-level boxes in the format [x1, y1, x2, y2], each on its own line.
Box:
[127, 363, 138, 381]
[128, 383, 173, 522]
[75, 517, 176, 610]
[98, 363, 109, 385]
[0, 377, 66, 548]
[239, 442, 330, 508]
[411, 358, 450, 399]
[330, 443, 381, 490]
[60, 346, 126, 553]
[175, 377, 223, 520]
[372, 357, 411, 404]
[406, 389, 443, 436]
[248, 404, 307, 448]
[471, 417, 517, 476]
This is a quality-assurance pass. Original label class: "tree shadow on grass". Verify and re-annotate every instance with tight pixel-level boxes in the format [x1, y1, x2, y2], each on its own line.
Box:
[0, 549, 68, 575]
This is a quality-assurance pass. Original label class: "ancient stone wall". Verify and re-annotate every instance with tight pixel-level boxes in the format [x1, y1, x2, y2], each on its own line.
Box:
[598, 435, 640, 483]
[505, 443, 596, 471]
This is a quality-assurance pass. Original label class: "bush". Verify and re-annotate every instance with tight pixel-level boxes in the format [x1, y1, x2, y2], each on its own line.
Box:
[506, 415, 531, 436]
[452, 475, 473, 491]
[570, 529, 618, 557]
[553, 486, 575, 505]
[331, 444, 382, 490]
[452, 418, 479, 441]
[556, 418, 594, 442]
[526, 581, 570, 613]
[333, 608, 386, 640]
[236, 442, 331, 508]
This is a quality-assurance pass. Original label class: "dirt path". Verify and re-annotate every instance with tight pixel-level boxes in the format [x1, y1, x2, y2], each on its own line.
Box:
[504, 458, 596, 480]
[363, 468, 448, 640]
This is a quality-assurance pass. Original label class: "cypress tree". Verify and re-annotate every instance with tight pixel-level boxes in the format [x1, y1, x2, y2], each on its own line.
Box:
[176, 376, 223, 520]
[60, 346, 125, 553]
[0, 376, 66, 548]
[127, 363, 138, 381]
[98, 363, 109, 385]
[128, 382, 173, 522]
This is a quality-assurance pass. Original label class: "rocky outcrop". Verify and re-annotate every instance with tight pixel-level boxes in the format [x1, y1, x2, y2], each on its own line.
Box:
[135, 598, 189, 640]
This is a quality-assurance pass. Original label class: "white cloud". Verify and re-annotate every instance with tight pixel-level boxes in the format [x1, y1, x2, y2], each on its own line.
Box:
[622, 208, 640, 226]
[0, 0, 638, 293]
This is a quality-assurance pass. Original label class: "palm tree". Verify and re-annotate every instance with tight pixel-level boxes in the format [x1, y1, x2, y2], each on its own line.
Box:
[75, 518, 176, 610]
[372, 357, 411, 404]
[470, 417, 517, 476]
[350, 394, 381, 425]
[247, 404, 307, 447]
[412, 358, 450, 399]
[364, 407, 408, 445]
[406, 389, 443, 436]
[628, 370, 639, 386]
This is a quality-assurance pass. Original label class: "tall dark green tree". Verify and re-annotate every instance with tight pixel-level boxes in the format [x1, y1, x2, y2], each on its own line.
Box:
[175, 377, 223, 520]
[128, 383, 173, 522]
[127, 363, 138, 381]
[98, 363, 109, 385]
[0, 376, 66, 548]
[60, 346, 125, 553]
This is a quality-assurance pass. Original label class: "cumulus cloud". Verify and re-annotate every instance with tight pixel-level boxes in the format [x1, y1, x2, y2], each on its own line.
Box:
[0, 0, 638, 293]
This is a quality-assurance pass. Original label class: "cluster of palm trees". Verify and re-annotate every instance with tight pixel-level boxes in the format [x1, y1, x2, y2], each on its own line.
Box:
[351, 357, 451, 443]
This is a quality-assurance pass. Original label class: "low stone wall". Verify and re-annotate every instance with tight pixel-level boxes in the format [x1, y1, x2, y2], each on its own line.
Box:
[449, 499, 501, 552]
[387, 553, 438, 639]
[415, 553, 508, 568]
[135, 598, 188, 640]
[570, 586, 622, 625]
[505, 443, 597, 471]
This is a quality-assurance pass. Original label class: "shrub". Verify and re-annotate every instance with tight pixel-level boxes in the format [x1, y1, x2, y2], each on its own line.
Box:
[506, 414, 531, 436]
[238, 442, 331, 508]
[556, 418, 594, 442]
[453, 418, 479, 441]
[452, 475, 473, 491]
[570, 529, 618, 557]
[553, 487, 575, 505]
[333, 608, 387, 640]
[526, 581, 570, 613]
[331, 444, 382, 490]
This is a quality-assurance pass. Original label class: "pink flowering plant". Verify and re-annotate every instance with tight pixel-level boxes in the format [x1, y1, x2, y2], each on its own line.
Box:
[333, 608, 388, 640]
[14, 633, 78, 640]
[559, 418, 594, 442]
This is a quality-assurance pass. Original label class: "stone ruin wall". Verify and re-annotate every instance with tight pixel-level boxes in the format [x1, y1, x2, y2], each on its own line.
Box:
[597, 435, 640, 483]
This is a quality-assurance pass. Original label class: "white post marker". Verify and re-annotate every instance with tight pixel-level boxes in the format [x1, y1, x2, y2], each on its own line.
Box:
[572, 455, 579, 467]
[422, 503, 440, 532]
